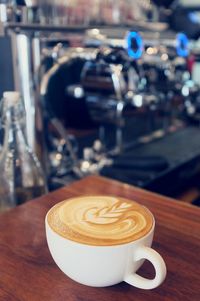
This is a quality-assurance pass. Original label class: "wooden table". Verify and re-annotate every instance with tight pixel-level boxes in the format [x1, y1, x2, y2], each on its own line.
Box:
[0, 175, 200, 301]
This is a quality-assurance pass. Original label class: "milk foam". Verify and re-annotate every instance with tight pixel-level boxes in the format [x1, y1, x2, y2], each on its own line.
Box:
[47, 196, 153, 246]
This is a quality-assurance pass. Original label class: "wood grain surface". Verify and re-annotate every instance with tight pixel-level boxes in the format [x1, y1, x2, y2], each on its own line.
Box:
[0, 175, 200, 301]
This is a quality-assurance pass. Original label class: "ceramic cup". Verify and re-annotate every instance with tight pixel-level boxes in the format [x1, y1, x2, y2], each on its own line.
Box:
[45, 198, 167, 289]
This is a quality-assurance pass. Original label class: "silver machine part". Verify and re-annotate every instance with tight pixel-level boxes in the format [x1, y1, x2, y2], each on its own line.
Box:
[40, 46, 128, 153]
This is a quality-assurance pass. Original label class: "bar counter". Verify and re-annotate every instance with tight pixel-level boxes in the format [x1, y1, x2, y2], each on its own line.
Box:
[0, 175, 199, 301]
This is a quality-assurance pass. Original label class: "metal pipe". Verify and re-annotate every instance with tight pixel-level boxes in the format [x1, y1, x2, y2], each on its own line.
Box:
[0, 4, 7, 23]
[111, 64, 125, 153]
[8, 28, 47, 171]
[15, 33, 35, 150]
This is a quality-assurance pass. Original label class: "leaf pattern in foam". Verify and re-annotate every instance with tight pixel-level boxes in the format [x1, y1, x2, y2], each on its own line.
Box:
[84, 201, 133, 225]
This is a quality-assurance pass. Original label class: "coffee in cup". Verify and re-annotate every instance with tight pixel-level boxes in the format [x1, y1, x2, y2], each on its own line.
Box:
[45, 195, 166, 289]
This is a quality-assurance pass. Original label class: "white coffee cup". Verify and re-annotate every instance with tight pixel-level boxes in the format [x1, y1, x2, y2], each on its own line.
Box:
[45, 207, 166, 289]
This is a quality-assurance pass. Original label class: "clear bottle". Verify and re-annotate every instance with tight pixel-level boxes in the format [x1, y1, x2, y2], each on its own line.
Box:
[0, 91, 47, 212]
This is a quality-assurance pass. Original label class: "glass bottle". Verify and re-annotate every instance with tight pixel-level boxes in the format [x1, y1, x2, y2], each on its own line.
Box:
[0, 91, 47, 212]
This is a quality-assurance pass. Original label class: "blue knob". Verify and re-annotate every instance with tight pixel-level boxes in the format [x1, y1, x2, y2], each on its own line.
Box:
[176, 33, 189, 57]
[126, 31, 143, 60]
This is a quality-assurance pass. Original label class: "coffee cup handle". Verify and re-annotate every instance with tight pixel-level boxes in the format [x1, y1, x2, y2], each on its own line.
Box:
[124, 246, 167, 289]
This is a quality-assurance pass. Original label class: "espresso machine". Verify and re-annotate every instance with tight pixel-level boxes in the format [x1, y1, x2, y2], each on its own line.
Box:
[2, 0, 200, 201]
[40, 29, 172, 180]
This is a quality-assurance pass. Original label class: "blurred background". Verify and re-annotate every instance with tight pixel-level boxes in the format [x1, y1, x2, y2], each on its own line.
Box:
[1, 0, 200, 210]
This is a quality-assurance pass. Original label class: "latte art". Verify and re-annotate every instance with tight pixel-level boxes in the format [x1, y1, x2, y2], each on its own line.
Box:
[84, 201, 133, 224]
[47, 196, 153, 246]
